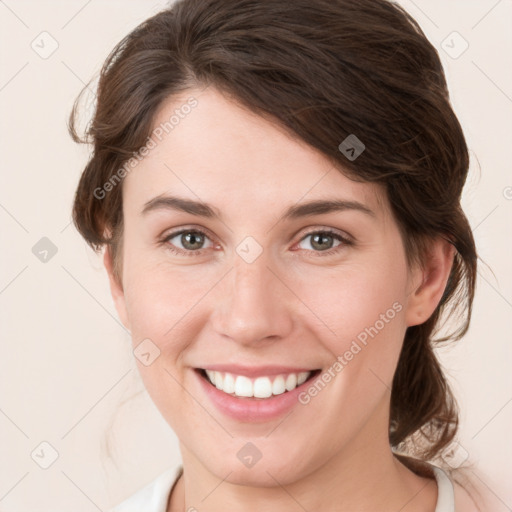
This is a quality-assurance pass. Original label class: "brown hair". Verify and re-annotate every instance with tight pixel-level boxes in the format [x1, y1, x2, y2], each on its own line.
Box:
[69, 0, 477, 471]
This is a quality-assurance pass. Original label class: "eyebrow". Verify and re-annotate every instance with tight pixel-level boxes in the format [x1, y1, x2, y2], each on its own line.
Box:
[141, 195, 375, 220]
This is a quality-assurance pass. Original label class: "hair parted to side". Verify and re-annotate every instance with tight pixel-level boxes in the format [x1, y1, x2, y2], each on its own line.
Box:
[69, 0, 477, 471]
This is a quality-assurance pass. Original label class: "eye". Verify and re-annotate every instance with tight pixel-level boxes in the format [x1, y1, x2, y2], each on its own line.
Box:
[160, 227, 353, 257]
[161, 228, 215, 255]
[295, 229, 352, 255]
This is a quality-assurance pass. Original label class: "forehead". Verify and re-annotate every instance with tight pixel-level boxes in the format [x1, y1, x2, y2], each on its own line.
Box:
[122, 86, 387, 218]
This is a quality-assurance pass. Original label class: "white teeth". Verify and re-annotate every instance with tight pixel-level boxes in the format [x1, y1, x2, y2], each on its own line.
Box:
[253, 377, 272, 398]
[202, 370, 313, 398]
[223, 372, 236, 394]
[235, 375, 253, 397]
[297, 372, 309, 385]
[285, 373, 297, 391]
[272, 375, 286, 395]
[214, 371, 224, 390]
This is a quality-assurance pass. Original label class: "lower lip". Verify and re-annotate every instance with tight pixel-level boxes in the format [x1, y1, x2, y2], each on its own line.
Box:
[194, 369, 320, 423]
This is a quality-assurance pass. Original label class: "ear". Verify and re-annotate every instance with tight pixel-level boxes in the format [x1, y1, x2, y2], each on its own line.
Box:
[103, 247, 131, 332]
[405, 237, 455, 327]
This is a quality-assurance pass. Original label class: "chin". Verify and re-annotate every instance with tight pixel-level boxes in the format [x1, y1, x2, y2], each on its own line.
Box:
[203, 452, 313, 488]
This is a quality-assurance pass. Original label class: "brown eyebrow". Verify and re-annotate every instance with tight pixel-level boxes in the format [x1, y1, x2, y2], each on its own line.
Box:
[282, 199, 375, 219]
[141, 195, 375, 220]
[142, 195, 221, 218]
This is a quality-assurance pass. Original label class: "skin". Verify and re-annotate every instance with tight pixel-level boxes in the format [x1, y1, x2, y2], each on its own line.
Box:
[104, 86, 457, 511]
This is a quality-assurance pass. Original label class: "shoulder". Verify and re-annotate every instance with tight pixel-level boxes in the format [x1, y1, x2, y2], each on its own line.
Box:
[450, 467, 500, 512]
[453, 480, 480, 512]
[414, 457, 492, 512]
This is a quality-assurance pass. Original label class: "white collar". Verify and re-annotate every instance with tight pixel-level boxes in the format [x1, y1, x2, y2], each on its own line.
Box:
[432, 465, 455, 512]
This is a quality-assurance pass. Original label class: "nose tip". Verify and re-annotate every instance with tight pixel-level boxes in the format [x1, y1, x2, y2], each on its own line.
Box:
[211, 259, 294, 346]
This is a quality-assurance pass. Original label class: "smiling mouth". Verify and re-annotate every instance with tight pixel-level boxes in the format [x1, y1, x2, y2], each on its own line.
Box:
[195, 368, 322, 399]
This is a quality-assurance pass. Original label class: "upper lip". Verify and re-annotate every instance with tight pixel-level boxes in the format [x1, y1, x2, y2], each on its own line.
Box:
[196, 364, 320, 378]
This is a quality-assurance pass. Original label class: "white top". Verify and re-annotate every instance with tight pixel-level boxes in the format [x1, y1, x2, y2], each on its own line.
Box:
[110, 463, 455, 512]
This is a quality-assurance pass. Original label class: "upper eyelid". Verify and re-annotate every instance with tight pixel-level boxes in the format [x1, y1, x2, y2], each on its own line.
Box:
[162, 226, 216, 243]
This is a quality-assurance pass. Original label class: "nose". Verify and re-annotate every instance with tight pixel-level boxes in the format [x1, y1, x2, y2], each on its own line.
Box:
[211, 254, 295, 346]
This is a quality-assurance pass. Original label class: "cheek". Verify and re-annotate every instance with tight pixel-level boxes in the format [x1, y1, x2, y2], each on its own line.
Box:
[293, 254, 410, 403]
[293, 264, 408, 439]
[294, 259, 409, 344]
[123, 257, 215, 343]
[121, 262, 211, 426]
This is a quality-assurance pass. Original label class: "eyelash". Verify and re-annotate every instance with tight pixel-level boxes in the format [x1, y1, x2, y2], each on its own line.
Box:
[159, 227, 353, 257]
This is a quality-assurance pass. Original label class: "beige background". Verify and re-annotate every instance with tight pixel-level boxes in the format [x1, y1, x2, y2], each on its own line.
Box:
[0, 0, 511, 510]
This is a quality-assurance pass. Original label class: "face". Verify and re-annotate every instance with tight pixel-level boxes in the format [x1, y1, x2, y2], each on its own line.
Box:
[106, 86, 441, 486]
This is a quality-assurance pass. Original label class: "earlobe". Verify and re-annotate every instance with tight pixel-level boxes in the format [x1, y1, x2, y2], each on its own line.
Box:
[103, 247, 131, 332]
[405, 238, 455, 327]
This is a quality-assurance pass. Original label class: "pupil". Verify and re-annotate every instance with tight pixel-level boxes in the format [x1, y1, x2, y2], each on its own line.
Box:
[312, 233, 333, 251]
[183, 232, 203, 249]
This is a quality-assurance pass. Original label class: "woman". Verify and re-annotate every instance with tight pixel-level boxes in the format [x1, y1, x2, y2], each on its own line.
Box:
[69, 0, 487, 510]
